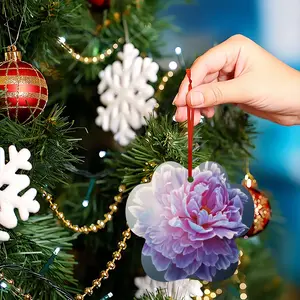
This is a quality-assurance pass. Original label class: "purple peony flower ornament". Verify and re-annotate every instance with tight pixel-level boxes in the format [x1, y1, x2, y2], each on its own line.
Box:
[126, 161, 254, 282]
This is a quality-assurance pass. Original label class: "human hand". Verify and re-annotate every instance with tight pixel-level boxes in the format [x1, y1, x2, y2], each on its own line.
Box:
[173, 34, 300, 126]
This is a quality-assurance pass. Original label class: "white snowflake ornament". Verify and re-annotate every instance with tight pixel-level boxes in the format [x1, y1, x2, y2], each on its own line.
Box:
[134, 276, 203, 300]
[96, 43, 159, 146]
[0, 145, 40, 241]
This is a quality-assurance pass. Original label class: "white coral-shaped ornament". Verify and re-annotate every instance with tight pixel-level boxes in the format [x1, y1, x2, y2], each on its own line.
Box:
[0, 145, 40, 241]
[134, 276, 203, 300]
[96, 43, 159, 146]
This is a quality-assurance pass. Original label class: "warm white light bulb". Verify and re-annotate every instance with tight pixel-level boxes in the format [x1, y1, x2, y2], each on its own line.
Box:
[169, 61, 178, 70]
[175, 47, 182, 55]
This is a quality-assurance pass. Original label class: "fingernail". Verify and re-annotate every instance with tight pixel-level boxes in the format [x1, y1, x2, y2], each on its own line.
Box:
[191, 91, 204, 107]
[172, 94, 178, 105]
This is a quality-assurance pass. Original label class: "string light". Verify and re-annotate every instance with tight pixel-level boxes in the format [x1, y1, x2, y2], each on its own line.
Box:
[238, 250, 248, 300]
[168, 61, 178, 70]
[58, 36, 66, 44]
[57, 37, 124, 64]
[99, 150, 107, 158]
[175, 46, 182, 55]
[100, 292, 113, 300]
[200, 281, 222, 299]
[154, 70, 174, 98]
[81, 178, 96, 209]
[39, 247, 61, 275]
[175, 46, 186, 68]
[0, 273, 32, 299]
[82, 200, 89, 207]
[0, 281, 7, 289]
[204, 289, 211, 295]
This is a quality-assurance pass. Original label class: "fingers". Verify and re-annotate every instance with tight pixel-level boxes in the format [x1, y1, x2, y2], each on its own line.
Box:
[201, 107, 215, 118]
[186, 77, 247, 108]
[174, 107, 202, 125]
[175, 106, 187, 122]
[174, 37, 243, 107]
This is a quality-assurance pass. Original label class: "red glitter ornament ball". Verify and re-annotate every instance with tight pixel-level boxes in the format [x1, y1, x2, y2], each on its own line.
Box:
[88, 0, 110, 8]
[242, 173, 272, 237]
[0, 46, 48, 123]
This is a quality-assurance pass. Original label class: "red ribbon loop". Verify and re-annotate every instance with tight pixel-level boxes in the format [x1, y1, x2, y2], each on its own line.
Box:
[186, 69, 194, 182]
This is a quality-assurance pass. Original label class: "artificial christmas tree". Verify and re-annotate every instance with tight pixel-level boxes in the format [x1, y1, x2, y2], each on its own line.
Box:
[0, 1, 283, 299]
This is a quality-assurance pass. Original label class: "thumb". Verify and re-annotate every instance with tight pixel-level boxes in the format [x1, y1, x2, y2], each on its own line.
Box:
[186, 78, 248, 108]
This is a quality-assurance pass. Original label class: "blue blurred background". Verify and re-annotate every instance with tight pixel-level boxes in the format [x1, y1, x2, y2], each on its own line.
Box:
[160, 0, 300, 284]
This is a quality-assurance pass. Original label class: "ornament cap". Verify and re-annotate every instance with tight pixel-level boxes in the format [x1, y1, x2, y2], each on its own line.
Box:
[5, 45, 22, 61]
[243, 172, 257, 189]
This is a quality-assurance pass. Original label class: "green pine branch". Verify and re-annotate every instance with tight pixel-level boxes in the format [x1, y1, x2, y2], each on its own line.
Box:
[111, 105, 256, 189]
[0, 106, 81, 192]
[0, 215, 79, 300]
[201, 105, 257, 180]
[134, 289, 173, 300]
[116, 115, 210, 188]
[0, 0, 89, 65]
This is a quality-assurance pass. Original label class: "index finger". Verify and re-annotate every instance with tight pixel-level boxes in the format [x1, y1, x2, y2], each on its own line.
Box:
[174, 37, 242, 107]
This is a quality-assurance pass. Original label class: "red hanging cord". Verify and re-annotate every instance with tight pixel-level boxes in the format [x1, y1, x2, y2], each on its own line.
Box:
[186, 69, 194, 182]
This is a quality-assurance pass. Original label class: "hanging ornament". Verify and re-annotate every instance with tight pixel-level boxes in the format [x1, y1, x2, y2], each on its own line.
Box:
[0, 45, 48, 123]
[0, 145, 40, 241]
[242, 172, 272, 237]
[95, 43, 159, 146]
[134, 276, 203, 299]
[126, 161, 255, 282]
[88, 0, 110, 9]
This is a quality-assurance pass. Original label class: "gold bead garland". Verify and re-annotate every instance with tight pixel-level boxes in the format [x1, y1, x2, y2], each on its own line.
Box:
[74, 228, 131, 299]
[42, 184, 126, 234]
[141, 161, 157, 183]
[0, 272, 32, 299]
[58, 37, 124, 64]
[154, 71, 174, 98]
